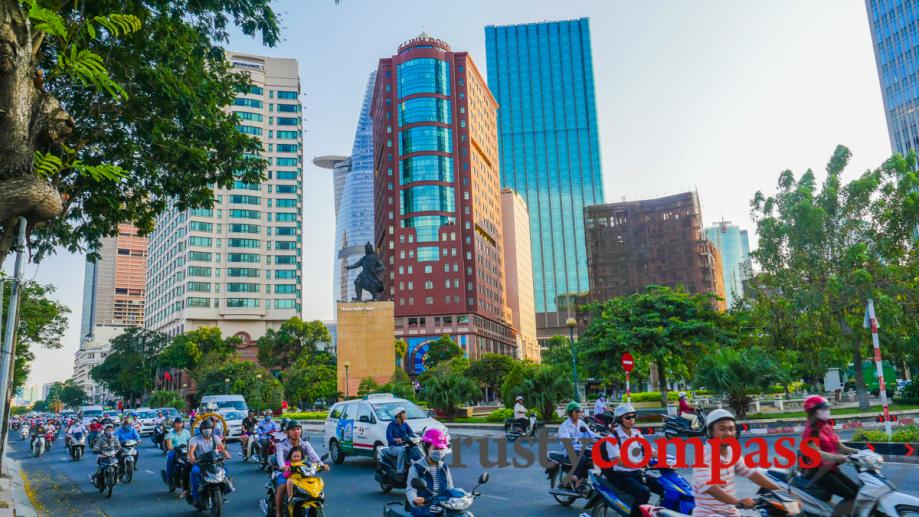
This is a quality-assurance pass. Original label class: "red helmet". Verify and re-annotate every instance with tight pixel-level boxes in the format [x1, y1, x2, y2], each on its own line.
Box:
[804, 395, 830, 413]
[421, 428, 449, 449]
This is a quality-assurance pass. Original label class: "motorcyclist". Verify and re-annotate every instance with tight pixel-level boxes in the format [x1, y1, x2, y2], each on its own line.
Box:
[602, 403, 658, 517]
[165, 417, 192, 498]
[273, 420, 327, 517]
[66, 419, 88, 448]
[692, 409, 781, 517]
[677, 392, 700, 430]
[386, 406, 419, 473]
[187, 419, 232, 505]
[153, 411, 166, 427]
[240, 409, 258, 457]
[88, 418, 102, 447]
[513, 395, 530, 433]
[257, 409, 280, 437]
[594, 393, 607, 417]
[30, 421, 46, 448]
[405, 429, 454, 517]
[115, 419, 141, 468]
[209, 415, 225, 439]
[557, 401, 600, 490]
[92, 424, 122, 486]
[798, 395, 859, 503]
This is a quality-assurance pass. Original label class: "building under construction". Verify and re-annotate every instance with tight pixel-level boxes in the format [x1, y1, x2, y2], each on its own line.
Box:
[585, 192, 726, 310]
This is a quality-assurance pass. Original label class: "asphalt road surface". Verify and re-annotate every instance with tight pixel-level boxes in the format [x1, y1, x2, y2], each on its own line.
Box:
[9, 429, 919, 516]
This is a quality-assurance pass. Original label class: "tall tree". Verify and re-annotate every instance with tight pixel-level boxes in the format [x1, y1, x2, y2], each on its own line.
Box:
[257, 317, 331, 371]
[0, 280, 68, 390]
[580, 285, 726, 407]
[90, 327, 167, 405]
[423, 334, 463, 369]
[0, 0, 281, 267]
[466, 353, 514, 400]
[751, 147, 919, 409]
[195, 357, 283, 412]
[157, 327, 237, 371]
[693, 347, 782, 417]
[283, 355, 338, 410]
[523, 364, 573, 423]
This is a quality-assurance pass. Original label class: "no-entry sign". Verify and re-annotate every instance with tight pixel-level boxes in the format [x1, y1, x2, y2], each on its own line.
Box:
[621, 352, 634, 373]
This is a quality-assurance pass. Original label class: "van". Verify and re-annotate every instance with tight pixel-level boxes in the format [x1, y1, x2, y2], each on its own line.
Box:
[198, 394, 248, 413]
[80, 405, 104, 424]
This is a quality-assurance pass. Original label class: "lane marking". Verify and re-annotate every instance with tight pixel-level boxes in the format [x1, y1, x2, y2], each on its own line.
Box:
[145, 470, 155, 475]
[480, 493, 509, 501]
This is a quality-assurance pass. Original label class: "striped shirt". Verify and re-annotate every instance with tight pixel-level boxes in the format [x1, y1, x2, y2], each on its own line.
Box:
[692, 443, 754, 517]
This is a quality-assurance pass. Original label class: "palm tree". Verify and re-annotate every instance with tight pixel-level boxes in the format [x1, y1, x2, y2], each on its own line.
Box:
[693, 347, 781, 417]
[524, 365, 573, 423]
[423, 374, 480, 416]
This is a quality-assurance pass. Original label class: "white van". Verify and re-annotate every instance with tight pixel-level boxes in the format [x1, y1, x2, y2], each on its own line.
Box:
[199, 394, 248, 413]
[80, 405, 104, 424]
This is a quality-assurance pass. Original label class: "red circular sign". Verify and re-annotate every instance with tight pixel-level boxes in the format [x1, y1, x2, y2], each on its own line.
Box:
[621, 352, 635, 373]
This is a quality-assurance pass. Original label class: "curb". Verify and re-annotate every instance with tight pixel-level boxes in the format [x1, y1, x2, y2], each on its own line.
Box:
[5, 457, 38, 517]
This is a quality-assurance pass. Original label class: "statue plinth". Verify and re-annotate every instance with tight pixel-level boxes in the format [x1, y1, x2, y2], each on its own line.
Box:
[337, 301, 395, 398]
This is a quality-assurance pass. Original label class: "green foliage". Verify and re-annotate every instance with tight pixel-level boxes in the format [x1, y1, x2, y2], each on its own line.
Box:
[693, 348, 782, 417]
[283, 353, 338, 409]
[523, 365, 573, 423]
[750, 147, 919, 409]
[580, 285, 727, 406]
[195, 357, 283, 411]
[466, 353, 514, 393]
[423, 334, 463, 369]
[380, 369, 415, 401]
[895, 381, 919, 405]
[422, 374, 480, 416]
[357, 377, 381, 397]
[281, 411, 328, 420]
[32, 400, 49, 412]
[486, 408, 513, 422]
[395, 339, 408, 366]
[158, 327, 236, 372]
[90, 327, 167, 404]
[43, 378, 86, 408]
[500, 361, 538, 409]
[0, 280, 69, 391]
[257, 318, 332, 371]
[11, 406, 30, 416]
[852, 425, 919, 443]
[417, 357, 468, 385]
[630, 391, 679, 402]
[146, 390, 185, 411]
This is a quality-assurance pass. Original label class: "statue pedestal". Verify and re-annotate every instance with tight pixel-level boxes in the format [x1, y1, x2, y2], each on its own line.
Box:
[337, 301, 396, 398]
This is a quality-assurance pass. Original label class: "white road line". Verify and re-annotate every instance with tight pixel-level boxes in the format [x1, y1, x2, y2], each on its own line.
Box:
[145, 469, 155, 475]
[480, 494, 509, 500]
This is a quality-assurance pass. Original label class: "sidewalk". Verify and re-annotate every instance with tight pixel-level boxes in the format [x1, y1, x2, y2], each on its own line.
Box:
[1, 455, 38, 517]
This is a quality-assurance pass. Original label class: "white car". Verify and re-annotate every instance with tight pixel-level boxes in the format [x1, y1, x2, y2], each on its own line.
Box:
[323, 393, 447, 464]
[219, 410, 245, 441]
[133, 408, 157, 436]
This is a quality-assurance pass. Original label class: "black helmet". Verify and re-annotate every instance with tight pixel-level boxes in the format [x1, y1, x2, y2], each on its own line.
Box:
[199, 419, 214, 431]
[173, 417, 183, 425]
[285, 420, 301, 432]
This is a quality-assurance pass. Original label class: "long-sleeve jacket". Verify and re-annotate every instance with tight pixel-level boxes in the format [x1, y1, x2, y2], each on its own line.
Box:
[386, 420, 416, 446]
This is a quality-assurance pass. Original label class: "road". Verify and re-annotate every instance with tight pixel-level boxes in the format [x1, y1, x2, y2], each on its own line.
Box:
[9, 429, 919, 516]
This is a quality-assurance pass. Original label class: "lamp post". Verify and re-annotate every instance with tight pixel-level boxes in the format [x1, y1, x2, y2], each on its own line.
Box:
[566, 317, 579, 402]
[343, 361, 351, 399]
[255, 373, 262, 412]
[224, 378, 230, 395]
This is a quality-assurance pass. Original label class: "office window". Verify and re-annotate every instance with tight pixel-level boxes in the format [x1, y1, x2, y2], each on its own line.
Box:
[226, 298, 259, 308]
[227, 268, 259, 277]
[228, 253, 260, 263]
[275, 212, 297, 222]
[189, 221, 213, 232]
[275, 299, 296, 309]
[275, 284, 296, 294]
[188, 236, 212, 247]
[227, 283, 259, 292]
[230, 195, 260, 205]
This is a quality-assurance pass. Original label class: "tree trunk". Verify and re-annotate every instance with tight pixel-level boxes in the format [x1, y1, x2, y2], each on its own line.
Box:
[852, 339, 870, 410]
[658, 359, 668, 408]
[0, 0, 72, 267]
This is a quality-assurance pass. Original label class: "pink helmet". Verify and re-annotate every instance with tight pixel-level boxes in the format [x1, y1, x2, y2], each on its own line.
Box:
[804, 395, 830, 413]
[421, 428, 449, 449]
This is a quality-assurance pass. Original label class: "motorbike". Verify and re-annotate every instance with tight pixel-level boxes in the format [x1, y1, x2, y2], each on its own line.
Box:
[504, 412, 543, 441]
[765, 448, 919, 516]
[161, 444, 189, 493]
[188, 449, 232, 516]
[19, 425, 29, 441]
[241, 432, 255, 462]
[259, 454, 330, 517]
[546, 447, 594, 506]
[375, 436, 424, 492]
[45, 430, 55, 452]
[636, 490, 803, 517]
[580, 456, 695, 517]
[32, 433, 46, 458]
[92, 448, 120, 498]
[384, 472, 489, 517]
[69, 432, 87, 461]
[257, 434, 278, 471]
[152, 424, 166, 451]
[662, 409, 706, 440]
[586, 414, 615, 436]
[119, 440, 138, 483]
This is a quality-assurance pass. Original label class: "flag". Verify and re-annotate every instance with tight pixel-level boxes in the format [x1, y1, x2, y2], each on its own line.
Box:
[164, 371, 173, 382]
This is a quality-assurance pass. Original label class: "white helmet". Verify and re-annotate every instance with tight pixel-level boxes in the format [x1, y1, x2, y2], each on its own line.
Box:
[705, 408, 736, 438]
[613, 403, 636, 422]
[393, 406, 407, 418]
[678, 391, 687, 399]
[515, 395, 524, 402]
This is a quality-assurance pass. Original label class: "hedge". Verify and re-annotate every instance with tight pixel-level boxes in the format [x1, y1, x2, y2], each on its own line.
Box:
[852, 425, 919, 443]
[284, 411, 328, 420]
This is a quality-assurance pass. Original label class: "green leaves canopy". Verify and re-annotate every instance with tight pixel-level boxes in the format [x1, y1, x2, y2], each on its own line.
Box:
[257, 318, 332, 371]
[423, 334, 463, 369]
[0, 280, 69, 390]
[90, 327, 168, 404]
[692, 347, 781, 417]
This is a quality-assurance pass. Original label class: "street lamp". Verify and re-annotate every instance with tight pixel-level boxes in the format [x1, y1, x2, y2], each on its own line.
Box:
[255, 373, 263, 412]
[343, 361, 351, 399]
[224, 378, 230, 395]
[566, 317, 579, 402]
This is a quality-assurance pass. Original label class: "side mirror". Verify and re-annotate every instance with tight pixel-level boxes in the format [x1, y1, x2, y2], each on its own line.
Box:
[478, 472, 489, 484]
[358, 416, 371, 423]
[411, 478, 427, 491]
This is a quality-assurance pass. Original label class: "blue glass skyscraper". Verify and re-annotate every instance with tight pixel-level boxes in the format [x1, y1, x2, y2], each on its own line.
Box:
[314, 71, 376, 305]
[485, 18, 604, 335]
[866, 0, 919, 155]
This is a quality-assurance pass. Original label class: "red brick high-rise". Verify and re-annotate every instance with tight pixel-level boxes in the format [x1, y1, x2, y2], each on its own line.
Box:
[371, 33, 517, 371]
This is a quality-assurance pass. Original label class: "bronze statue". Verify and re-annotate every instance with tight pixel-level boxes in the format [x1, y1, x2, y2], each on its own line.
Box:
[347, 242, 385, 301]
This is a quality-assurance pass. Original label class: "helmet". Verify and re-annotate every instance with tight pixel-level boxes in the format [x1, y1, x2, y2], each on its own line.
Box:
[285, 419, 301, 432]
[248, 409, 255, 415]
[566, 402, 582, 414]
[678, 392, 687, 399]
[804, 395, 830, 413]
[614, 403, 637, 422]
[173, 417, 183, 425]
[515, 395, 524, 402]
[393, 406, 407, 418]
[264, 409, 273, 416]
[705, 409, 736, 438]
[421, 428, 449, 449]
[199, 419, 214, 431]
[281, 417, 291, 428]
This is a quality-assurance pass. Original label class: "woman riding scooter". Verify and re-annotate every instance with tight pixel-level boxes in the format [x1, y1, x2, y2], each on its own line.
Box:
[799, 395, 859, 504]
[405, 429, 453, 517]
[603, 403, 659, 517]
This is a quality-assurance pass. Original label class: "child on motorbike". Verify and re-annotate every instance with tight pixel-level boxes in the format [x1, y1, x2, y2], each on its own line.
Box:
[283, 448, 306, 502]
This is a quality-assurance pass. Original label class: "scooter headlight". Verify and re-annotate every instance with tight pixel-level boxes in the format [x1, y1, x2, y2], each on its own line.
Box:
[439, 494, 473, 511]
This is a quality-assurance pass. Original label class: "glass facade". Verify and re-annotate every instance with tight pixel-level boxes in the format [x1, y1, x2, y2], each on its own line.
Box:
[397, 58, 451, 97]
[400, 185, 455, 214]
[399, 97, 451, 126]
[399, 125, 452, 154]
[400, 156, 454, 183]
[704, 222, 752, 309]
[485, 18, 604, 317]
[866, 0, 919, 155]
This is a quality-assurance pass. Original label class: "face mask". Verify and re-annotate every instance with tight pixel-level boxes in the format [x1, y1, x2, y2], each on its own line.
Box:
[428, 449, 447, 463]
[265, 416, 272, 421]
[105, 431, 114, 437]
[201, 429, 213, 438]
[816, 409, 831, 421]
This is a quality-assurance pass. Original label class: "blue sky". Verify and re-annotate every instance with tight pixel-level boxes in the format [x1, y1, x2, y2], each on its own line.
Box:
[18, 0, 891, 386]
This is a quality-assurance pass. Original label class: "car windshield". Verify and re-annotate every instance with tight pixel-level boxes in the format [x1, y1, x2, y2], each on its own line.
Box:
[83, 410, 102, 418]
[221, 411, 245, 420]
[216, 401, 247, 411]
[372, 401, 428, 421]
[137, 411, 156, 419]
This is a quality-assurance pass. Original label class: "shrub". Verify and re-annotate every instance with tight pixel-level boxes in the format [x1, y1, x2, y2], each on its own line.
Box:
[147, 390, 186, 411]
[629, 391, 679, 402]
[357, 377, 381, 397]
[852, 425, 919, 443]
[283, 411, 328, 420]
[486, 408, 513, 422]
[423, 374, 480, 416]
[895, 381, 919, 405]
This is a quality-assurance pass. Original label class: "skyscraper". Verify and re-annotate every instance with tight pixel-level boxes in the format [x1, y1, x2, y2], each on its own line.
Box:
[585, 192, 726, 311]
[485, 19, 605, 340]
[314, 71, 377, 305]
[372, 33, 517, 370]
[501, 189, 539, 362]
[865, 0, 919, 155]
[145, 52, 303, 361]
[704, 221, 752, 308]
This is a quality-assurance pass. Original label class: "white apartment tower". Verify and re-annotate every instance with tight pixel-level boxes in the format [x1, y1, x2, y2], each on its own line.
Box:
[144, 53, 303, 361]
